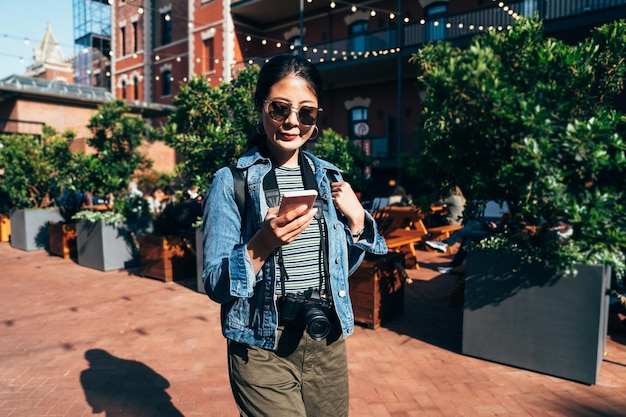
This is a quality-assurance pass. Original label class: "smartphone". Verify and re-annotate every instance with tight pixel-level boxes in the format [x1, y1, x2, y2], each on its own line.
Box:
[278, 190, 318, 216]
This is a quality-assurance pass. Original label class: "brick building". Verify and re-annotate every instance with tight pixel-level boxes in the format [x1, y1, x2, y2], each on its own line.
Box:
[3, 1, 625, 194]
[106, 0, 626, 196]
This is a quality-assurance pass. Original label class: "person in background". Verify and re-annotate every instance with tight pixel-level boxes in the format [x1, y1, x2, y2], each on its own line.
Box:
[388, 185, 411, 206]
[186, 184, 199, 200]
[146, 186, 166, 217]
[430, 185, 466, 226]
[127, 180, 143, 198]
[201, 54, 387, 417]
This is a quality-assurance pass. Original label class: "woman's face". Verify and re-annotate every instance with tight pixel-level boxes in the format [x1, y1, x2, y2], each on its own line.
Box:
[261, 74, 319, 166]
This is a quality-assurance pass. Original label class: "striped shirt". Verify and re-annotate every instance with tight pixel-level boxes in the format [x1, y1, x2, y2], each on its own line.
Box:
[274, 164, 327, 295]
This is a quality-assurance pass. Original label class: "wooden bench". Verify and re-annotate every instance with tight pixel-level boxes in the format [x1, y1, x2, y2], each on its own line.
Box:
[427, 224, 463, 241]
[384, 229, 428, 269]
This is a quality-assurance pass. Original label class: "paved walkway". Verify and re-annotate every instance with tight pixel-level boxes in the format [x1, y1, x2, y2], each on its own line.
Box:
[1, 241, 626, 417]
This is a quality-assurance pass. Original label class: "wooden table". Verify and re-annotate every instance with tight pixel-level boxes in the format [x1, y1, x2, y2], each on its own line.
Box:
[384, 229, 427, 269]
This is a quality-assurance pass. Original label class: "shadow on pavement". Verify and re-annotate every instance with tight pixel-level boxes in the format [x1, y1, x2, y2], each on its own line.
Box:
[80, 348, 184, 417]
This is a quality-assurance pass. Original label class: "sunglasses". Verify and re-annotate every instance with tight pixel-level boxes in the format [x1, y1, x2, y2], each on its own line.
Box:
[263, 100, 322, 126]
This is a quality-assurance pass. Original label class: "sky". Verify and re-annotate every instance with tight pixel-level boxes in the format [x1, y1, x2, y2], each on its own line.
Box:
[0, 0, 75, 80]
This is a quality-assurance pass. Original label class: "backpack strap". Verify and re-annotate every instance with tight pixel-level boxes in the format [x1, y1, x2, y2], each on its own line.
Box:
[228, 164, 246, 220]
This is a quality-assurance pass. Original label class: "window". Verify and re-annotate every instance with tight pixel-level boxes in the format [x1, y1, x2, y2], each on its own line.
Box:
[521, 0, 538, 18]
[350, 106, 368, 137]
[120, 26, 126, 56]
[425, 3, 447, 42]
[161, 11, 172, 45]
[132, 21, 138, 52]
[121, 80, 127, 99]
[162, 70, 172, 96]
[133, 76, 139, 100]
[203, 38, 214, 73]
[349, 21, 368, 54]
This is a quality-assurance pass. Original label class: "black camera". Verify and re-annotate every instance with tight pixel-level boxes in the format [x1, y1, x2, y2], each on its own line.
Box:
[278, 288, 333, 341]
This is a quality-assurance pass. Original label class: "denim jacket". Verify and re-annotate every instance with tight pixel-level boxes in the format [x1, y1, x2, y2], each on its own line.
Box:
[202, 148, 388, 350]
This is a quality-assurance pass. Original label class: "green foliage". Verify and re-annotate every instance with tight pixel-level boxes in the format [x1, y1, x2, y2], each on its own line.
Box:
[0, 128, 80, 210]
[163, 66, 259, 190]
[72, 209, 125, 226]
[86, 99, 152, 199]
[311, 128, 370, 191]
[409, 17, 626, 278]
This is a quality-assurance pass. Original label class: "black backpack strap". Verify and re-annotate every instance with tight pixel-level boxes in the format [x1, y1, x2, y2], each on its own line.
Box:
[228, 164, 246, 219]
[326, 170, 340, 184]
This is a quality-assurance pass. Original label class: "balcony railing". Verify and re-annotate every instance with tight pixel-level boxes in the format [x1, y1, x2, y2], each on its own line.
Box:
[245, 0, 626, 66]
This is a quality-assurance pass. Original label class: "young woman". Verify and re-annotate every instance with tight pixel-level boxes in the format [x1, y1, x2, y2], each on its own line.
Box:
[202, 55, 387, 417]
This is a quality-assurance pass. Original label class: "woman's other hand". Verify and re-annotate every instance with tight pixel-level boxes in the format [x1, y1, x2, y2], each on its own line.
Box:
[331, 181, 365, 235]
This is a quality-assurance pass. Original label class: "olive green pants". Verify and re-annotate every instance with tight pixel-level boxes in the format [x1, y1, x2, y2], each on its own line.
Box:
[227, 326, 349, 417]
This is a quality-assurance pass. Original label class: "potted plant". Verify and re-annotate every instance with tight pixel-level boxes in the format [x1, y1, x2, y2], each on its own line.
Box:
[44, 129, 96, 259]
[73, 100, 153, 271]
[0, 130, 71, 251]
[408, 17, 626, 384]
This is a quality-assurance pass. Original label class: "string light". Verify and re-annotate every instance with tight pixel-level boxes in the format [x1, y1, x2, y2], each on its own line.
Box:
[2, 0, 521, 84]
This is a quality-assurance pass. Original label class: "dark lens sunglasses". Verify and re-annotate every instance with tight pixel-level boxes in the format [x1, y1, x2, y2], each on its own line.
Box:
[263, 100, 322, 126]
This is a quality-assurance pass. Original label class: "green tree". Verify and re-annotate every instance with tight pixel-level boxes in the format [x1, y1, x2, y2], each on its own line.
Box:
[85, 99, 151, 199]
[409, 17, 626, 277]
[311, 128, 370, 192]
[0, 128, 80, 209]
[163, 65, 259, 190]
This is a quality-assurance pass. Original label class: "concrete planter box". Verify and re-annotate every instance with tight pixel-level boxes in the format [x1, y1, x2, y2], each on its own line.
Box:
[76, 219, 143, 272]
[10, 208, 63, 251]
[463, 251, 611, 385]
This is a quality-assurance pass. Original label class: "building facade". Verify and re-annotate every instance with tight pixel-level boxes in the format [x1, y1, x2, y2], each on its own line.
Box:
[102, 0, 626, 194]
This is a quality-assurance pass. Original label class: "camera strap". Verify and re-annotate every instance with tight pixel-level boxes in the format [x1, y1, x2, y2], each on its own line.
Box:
[265, 152, 331, 302]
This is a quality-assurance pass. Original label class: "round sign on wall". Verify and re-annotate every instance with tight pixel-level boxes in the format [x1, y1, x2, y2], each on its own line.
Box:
[354, 122, 369, 137]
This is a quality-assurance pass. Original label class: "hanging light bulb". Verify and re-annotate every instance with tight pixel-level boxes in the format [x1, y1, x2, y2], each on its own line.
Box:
[351, 5, 357, 12]
[389, 13, 395, 20]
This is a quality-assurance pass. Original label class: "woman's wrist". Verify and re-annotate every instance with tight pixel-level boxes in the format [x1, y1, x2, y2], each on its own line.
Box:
[348, 210, 366, 238]
[351, 225, 365, 239]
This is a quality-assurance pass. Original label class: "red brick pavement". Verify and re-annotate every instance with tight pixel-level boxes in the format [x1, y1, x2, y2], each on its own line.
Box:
[1, 242, 626, 416]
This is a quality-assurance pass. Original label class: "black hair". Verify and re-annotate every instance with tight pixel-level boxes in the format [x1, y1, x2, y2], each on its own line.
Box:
[247, 55, 323, 151]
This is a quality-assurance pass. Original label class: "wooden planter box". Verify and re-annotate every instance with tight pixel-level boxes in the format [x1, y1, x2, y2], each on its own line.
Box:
[139, 233, 196, 282]
[48, 222, 77, 259]
[463, 251, 611, 385]
[10, 208, 63, 251]
[0, 214, 10, 242]
[349, 252, 405, 329]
